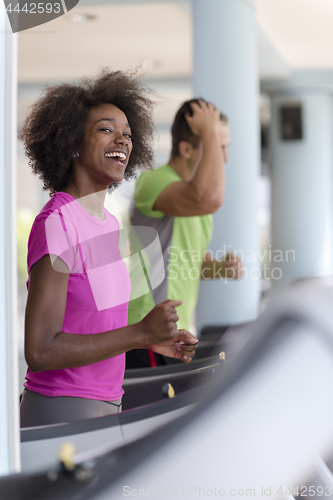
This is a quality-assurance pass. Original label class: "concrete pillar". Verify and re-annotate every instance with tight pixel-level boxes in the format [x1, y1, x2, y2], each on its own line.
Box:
[0, 3, 20, 475]
[193, 0, 261, 332]
[267, 84, 333, 287]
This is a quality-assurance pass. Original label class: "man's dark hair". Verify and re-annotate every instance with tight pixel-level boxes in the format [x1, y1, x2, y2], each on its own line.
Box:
[170, 98, 228, 159]
[20, 69, 155, 195]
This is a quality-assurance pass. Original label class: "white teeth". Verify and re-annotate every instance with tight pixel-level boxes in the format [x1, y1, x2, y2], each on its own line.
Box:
[105, 152, 126, 160]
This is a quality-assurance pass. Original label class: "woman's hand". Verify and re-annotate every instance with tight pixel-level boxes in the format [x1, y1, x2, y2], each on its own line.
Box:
[150, 329, 198, 363]
[138, 300, 183, 346]
[26, 259, 184, 372]
[26, 258, 185, 372]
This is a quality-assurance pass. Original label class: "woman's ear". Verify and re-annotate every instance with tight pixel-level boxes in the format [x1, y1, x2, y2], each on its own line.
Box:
[178, 140, 193, 160]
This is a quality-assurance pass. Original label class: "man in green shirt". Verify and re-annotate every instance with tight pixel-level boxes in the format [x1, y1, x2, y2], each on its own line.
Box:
[127, 99, 242, 367]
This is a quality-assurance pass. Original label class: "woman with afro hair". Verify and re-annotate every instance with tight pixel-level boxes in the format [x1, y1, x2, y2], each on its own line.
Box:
[20, 70, 197, 427]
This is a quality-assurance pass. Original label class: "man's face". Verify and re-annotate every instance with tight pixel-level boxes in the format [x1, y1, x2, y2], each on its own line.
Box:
[220, 122, 231, 164]
[190, 121, 231, 167]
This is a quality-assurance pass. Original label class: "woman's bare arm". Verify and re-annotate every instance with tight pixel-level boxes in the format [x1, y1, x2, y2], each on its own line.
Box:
[25, 255, 181, 372]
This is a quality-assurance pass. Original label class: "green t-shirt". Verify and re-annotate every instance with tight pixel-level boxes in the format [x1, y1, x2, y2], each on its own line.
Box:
[128, 164, 213, 331]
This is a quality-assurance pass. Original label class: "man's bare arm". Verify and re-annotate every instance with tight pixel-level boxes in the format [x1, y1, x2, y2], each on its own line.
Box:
[154, 101, 225, 217]
[201, 251, 244, 280]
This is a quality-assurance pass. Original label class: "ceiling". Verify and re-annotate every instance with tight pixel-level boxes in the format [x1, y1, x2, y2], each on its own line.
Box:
[18, 2, 192, 83]
[17, 0, 333, 85]
[257, 0, 333, 70]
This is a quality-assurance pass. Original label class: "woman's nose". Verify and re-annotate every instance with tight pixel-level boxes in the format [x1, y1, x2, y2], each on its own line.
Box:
[114, 131, 127, 144]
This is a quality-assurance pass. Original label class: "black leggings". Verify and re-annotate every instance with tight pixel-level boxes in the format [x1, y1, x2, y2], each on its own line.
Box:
[20, 389, 122, 428]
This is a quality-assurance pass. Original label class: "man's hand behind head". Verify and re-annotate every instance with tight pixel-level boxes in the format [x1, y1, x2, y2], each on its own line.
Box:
[185, 99, 221, 139]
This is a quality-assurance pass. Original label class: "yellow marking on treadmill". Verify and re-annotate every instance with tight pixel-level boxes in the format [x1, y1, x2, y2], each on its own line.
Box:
[59, 442, 76, 471]
[168, 383, 175, 398]
[219, 351, 225, 361]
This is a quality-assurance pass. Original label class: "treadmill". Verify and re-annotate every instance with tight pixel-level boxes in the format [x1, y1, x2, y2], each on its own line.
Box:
[5, 280, 333, 499]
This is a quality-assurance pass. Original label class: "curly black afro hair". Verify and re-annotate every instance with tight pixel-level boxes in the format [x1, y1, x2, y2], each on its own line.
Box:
[20, 69, 155, 195]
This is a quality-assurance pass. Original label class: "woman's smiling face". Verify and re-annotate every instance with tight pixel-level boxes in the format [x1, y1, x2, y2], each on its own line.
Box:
[77, 103, 133, 187]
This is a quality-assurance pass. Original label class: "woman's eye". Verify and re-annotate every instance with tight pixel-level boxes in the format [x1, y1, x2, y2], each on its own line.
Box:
[124, 133, 132, 139]
[100, 128, 113, 133]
